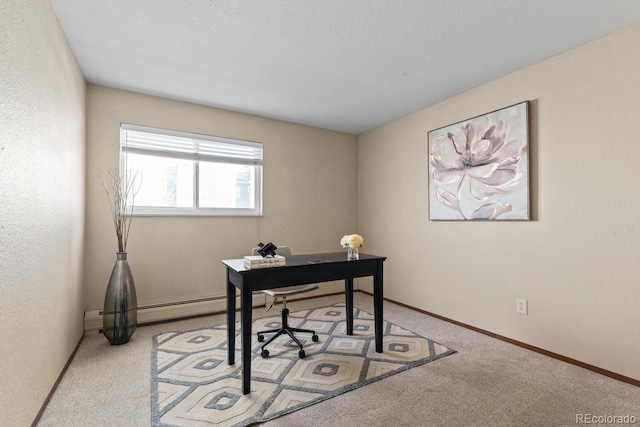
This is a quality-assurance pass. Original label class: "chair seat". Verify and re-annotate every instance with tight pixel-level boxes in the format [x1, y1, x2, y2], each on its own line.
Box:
[262, 284, 319, 297]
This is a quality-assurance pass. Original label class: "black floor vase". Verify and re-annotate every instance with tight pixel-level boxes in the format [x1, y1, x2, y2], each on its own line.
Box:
[103, 252, 137, 345]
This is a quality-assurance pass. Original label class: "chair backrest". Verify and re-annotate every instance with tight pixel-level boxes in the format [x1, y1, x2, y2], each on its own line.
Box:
[252, 245, 292, 257]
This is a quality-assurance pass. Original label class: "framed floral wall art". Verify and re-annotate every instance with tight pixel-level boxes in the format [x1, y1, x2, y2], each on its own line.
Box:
[428, 101, 529, 220]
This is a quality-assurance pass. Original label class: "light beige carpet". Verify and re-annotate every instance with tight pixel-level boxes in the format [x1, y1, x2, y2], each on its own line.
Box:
[152, 303, 455, 426]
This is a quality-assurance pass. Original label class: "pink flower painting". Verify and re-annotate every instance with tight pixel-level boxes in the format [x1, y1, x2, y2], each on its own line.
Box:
[428, 102, 529, 220]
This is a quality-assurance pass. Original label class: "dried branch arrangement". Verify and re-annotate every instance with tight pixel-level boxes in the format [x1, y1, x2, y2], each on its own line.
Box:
[99, 167, 140, 253]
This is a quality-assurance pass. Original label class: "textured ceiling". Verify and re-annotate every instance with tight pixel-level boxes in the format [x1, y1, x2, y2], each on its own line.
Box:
[50, 0, 640, 135]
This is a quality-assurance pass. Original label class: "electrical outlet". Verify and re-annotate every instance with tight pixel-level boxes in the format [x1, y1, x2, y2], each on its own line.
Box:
[516, 298, 528, 315]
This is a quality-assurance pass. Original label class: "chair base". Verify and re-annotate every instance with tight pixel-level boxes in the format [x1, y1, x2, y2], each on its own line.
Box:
[257, 308, 318, 358]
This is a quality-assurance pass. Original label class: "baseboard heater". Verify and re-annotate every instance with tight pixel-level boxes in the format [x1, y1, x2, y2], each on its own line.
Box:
[84, 292, 266, 333]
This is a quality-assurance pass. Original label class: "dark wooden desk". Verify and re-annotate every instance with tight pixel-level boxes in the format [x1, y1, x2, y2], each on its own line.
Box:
[222, 252, 386, 394]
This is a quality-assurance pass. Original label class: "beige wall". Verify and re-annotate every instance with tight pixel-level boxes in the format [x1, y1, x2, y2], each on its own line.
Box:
[85, 86, 357, 311]
[0, 0, 86, 425]
[359, 23, 640, 380]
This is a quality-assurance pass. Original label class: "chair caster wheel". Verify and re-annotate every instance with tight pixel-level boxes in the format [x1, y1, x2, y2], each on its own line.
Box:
[257, 334, 264, 342]
[312, 334, 319, 342]
[261, 349, 269, 358]
[298, 349, 306, 359]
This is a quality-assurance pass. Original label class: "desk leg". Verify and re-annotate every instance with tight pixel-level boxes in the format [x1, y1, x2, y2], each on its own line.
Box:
[345, 278, 354, 335]
[241, 288, 253, 394]
[374, 261, 384, 353]
[226, 270, 235, 365]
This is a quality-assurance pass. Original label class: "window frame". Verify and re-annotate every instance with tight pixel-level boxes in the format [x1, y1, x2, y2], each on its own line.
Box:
[120, 124, 263, 217]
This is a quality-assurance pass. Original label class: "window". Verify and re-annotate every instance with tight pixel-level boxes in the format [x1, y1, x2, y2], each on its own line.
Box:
[120, 124, 262, 216]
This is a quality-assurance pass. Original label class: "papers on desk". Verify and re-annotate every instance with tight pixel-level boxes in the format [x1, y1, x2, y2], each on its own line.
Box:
[243, 255, 286, 269]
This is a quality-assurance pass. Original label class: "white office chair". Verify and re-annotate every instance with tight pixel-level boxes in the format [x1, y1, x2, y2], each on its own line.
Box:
[251, 245, 319, 358]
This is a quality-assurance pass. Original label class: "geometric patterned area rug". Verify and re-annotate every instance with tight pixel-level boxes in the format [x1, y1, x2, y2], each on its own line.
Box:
[151, 303, 456, 426]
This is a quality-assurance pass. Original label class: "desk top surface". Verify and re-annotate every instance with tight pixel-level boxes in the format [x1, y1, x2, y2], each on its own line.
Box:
[222, 252, 385, 273]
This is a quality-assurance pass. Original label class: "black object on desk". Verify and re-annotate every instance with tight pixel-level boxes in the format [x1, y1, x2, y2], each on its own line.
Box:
[222, 252, 386, 395]
[256, 241, 278, 257]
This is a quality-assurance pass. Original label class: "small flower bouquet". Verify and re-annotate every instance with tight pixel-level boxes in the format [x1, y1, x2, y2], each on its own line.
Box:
[341, 234, 363, 260]
[340, 234, 364, 248]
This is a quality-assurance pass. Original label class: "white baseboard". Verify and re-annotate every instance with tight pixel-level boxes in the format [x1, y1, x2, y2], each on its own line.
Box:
[84, 293, 266, 333]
